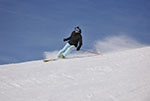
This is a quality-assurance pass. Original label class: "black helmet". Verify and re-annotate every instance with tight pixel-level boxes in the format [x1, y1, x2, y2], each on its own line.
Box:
[75, 26, 80, 31]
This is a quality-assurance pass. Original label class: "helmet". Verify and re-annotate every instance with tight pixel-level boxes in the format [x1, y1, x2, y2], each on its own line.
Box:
[75, 26, 80, 31]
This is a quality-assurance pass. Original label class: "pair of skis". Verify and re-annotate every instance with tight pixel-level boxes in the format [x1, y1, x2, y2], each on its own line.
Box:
[43, 58, 58, 62]
[43, 50, 102, 62]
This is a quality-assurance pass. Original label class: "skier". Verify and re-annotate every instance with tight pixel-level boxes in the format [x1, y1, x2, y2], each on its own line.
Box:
[57, 26, 83, 58]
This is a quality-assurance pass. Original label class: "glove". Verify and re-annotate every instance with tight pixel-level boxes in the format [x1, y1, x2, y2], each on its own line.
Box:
[76, 47, 80, 51]
[63, 38, 67, 41]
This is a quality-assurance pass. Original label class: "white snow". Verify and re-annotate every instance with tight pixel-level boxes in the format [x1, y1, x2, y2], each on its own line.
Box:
[0, 47, 150, 101]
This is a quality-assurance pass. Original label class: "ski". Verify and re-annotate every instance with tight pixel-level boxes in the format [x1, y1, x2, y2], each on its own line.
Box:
[43, 58, 58, 62]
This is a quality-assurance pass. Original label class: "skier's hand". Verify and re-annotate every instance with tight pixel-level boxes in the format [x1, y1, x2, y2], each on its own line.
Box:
[63, 38, 67, 41]
[76, 47, 80, 51]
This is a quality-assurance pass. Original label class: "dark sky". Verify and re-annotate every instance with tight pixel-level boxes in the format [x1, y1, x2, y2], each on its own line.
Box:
[0, 0, 150, 65]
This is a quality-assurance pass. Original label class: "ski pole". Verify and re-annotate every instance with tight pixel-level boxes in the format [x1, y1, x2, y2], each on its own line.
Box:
[80, 49, 102, 55]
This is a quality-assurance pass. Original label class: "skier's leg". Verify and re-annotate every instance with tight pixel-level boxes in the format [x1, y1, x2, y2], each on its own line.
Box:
[56, 43, 70, 57]
[62, 45, 75, 57]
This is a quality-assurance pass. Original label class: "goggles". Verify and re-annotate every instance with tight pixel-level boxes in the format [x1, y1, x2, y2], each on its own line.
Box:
[75, 27, 80, 31]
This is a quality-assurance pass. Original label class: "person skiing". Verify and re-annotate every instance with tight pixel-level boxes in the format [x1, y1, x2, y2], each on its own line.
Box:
[57, 26, 83, 58]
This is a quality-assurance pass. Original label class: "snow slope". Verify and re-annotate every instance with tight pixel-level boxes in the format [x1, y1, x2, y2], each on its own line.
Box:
[0, 47, 150, 101]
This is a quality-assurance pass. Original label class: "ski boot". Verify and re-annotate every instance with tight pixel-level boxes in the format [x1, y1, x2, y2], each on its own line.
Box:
[60, 55, 65, 59]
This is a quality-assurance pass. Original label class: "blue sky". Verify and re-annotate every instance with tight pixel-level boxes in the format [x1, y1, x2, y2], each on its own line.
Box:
[0, 0, 150, 65]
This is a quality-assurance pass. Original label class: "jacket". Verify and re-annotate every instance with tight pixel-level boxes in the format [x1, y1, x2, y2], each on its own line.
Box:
[64, 31, 82, 50]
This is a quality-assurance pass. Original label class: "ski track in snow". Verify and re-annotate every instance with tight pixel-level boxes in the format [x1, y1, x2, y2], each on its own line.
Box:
[0, 47, 150, 101]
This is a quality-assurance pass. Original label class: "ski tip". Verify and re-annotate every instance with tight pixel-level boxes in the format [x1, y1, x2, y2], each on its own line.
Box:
[43, 58, 58, 62]
[43, 60, 49, 62]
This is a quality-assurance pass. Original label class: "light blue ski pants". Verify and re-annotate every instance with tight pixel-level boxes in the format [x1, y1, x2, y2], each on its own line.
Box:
[57, 43, 75, 57]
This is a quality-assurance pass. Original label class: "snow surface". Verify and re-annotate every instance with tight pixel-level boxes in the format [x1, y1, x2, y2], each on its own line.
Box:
[0, 47, 150, 101]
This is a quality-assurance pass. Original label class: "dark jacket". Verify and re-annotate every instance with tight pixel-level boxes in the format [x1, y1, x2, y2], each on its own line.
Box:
[64, 30, 82, 50]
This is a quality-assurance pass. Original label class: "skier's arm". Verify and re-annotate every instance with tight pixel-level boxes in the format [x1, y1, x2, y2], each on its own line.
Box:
[77, 36, 82, 51]
[63, 32, 73, 41]
[64, 36, 71, 41]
